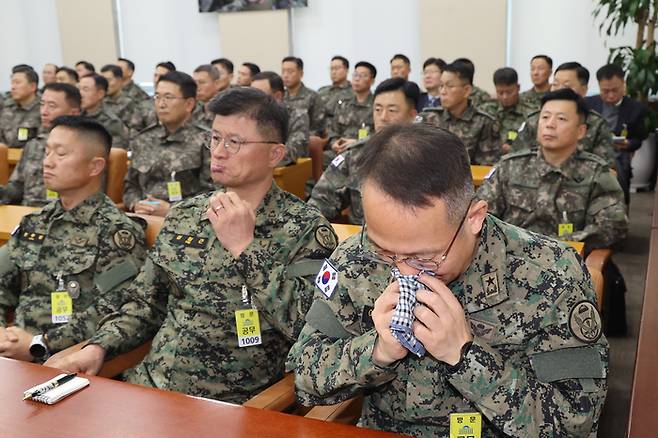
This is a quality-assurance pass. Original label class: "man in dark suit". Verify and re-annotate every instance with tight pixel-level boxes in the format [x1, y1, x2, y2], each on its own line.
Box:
[586, 64, 649, 205]
[417, 57, 445, 112]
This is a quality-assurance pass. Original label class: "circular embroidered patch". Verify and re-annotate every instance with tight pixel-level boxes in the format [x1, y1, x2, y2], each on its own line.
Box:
[315, 225, 338, 251]
[569, 300, 602, 344]
[113, 229, 136, 251]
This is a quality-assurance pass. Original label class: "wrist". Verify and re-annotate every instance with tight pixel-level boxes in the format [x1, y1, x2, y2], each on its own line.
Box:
[446, 339, 474, 373]
[83, 343, 108, 361]
[372, 338, 396, 367]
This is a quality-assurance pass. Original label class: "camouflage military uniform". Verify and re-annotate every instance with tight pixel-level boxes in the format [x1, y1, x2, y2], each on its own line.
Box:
[288, 214, 608, 437]
[326, 93, 374, 146]
[419, 104, 502, 165]
[122, 80, 150, 102]
[479, 100, 535, 145]
[0, 98, 41, 147]
[477, 148, 628, 251]
[0, 134, 49, 206]
[123, 121, 213, 210]
[280, 105, 310, 166]
[128, 98, 158, 137]
[308, 138, 366, 224]
[88, 184, 338, 403]
[514, 110, 616, 167]
[316, 83, 353, 135]
[191, 101, 214, 129]
[82, 103, 130, 149]
[0, 191, 147, 354]
[284, 83, 322, 136]
[519, 88, 547, 114]
[469, 85, 494, 108]
[104, 93, 136, 127]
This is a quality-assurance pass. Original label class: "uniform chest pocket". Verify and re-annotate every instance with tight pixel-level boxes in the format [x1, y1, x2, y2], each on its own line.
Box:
[508, 181, 539, 213]
[555, 180, 591, 218]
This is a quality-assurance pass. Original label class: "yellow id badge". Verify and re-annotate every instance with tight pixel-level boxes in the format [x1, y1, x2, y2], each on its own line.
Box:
[558, 223, 574, 237]
[358, 127, 369, 140]
[450, 412, 482, 438]
[17, 127, 29, 141]
[51, 291, 73, 324]
[235, 308, 262, 347]
[167, 181, 183, 202]
[507, 130, 518, 141]
[46, 189, 59, 200]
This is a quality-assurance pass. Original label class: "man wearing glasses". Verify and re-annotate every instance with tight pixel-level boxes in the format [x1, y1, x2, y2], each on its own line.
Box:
[289, 123, 608, 436]
[124, 71, 214, 217]
[46, 87, 338, 404]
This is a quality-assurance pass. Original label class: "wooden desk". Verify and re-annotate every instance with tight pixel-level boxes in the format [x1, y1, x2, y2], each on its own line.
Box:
[0, 358, 400, 438]
[0, 205, 39, 245]
[471, 165, 492, 187]
[8, 147, 21, 176]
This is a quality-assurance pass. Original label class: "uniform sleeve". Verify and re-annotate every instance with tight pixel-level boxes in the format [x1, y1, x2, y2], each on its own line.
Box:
[474, 117, 502, 165]
[325, 104, 343, 147]
[199, 146, 215, 193]
[590, 120, 617, 168]
[0, 244, 20, 326]
[122, 165, 143, 210]
[307, 158, 349, 220]
[45, 218, 149, 352]
[446, 250, 608, 437]
[233, 215, 337, 342]
[285, 111, 310, 163]
[513, 115, 537, 151]
[476, 163, 507, 219]
[574, 168, 629, 251]
[0, 142, 29, 204]
[309, 92, 324, 137]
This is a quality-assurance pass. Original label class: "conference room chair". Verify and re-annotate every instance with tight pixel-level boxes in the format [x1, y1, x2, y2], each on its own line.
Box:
[273, 158, 312, 199]
[106, 148, 128, 205]
[0, 144, 9, 185]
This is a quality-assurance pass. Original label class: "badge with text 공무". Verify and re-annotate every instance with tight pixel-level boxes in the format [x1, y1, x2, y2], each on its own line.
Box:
[235, 308, 262, 347]
[51, 291, 73, 324]
[315, 259, 338, 298]
[449, 412, 482, 438]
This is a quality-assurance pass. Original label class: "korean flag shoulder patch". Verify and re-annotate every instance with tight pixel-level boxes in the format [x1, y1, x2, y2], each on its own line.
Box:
[315, 259, 339, 299]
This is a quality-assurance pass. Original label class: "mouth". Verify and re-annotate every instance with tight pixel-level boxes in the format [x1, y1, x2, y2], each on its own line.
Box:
[43, 172, 54, 179]
[210, 164, 225, 173]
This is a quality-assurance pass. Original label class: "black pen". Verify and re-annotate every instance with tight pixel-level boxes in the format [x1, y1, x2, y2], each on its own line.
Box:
[23, 373, 77, 400]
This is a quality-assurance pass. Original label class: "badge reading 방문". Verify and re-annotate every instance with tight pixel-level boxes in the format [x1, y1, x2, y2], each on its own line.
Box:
[569, 301, 602, 343]
[315, 225, 338, 251]
[113, 230, 136, 250]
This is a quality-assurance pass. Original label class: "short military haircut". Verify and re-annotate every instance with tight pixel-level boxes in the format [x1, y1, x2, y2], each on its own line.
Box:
[208, 87, 289, 144]
[355, 61, 377, 79]
[194, 64, 220, 80]
[331, 55, 349, 69]
[44, 83, 81, 109]
[75, 61, 95, 72]
[117, 57, 135, 72]
[100, 64, 123, 79]
[493, 67, 518, 86]
[531, 54, 553, 69]
[56, 66, 79, 82]
[51, 115, 112, 157]
[282, 56, 303, 70]
[443, 61, 474, 85]
[242, 62, 261, 76]
[211, 57, 234, 74]
[423, 57, 447, 70]
[555, 62, 590, 86]
[540, 88, 589, 122]
[85, 74, 109, 93]
[158, 71, 197, 99]
[390, 54, 410, 65]
[356, 123, 473, 223]
[13, 66, 39, 85]
[454, 57, 475, 72]
[157, 61, 176, 71]
[374, 77, 420, 109]
[596, 63, 625, 81]
[251, 71, 285, 94]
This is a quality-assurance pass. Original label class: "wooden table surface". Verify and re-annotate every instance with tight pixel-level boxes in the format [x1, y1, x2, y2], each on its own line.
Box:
[0, 358, 402, 438]
[8, 148, 22, 165]
[0, 205, 39, 243]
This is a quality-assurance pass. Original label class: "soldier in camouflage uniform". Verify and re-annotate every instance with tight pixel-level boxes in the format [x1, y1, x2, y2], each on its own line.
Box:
[100, 64, 136, 127]
[124, 71, 213, 217]
[480, 67, 536, 154]
[419, 62, 501, 165]
[519, 55, 553, 113]
[46, 88, 338, 404]
[288, 123, 608, 437]
[0, 116, 146, 363]
[1, 83, 82, 206]
[454, 58, 494, 108]
[128, 98, 158, 136]
[251, 71, 310, 165]
[514, 62, 616, 167]
[478, 89, 628, 253]
[309, 77, 419, 224]
[79, 74, 129, 149]
[0, 67, 41, 148]
[282, 56, 323, 136]
[317, 56, 353, 135]
[192, 64, 226, 129]
[117, 58, 150, 102]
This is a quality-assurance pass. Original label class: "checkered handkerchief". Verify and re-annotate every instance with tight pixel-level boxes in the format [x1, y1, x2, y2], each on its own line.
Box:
[389, 267, 426, 357]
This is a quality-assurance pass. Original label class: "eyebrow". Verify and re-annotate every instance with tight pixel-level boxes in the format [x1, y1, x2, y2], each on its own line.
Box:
[366, 232, 444, 257]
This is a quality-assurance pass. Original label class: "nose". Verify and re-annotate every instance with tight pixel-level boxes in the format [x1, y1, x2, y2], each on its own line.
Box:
[396, 261, 420, 277]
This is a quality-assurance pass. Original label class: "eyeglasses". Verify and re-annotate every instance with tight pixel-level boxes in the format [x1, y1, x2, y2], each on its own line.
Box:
[205, 132, 279, 155]
[153, 94, 186, 104]
[359, 201, 471, 272]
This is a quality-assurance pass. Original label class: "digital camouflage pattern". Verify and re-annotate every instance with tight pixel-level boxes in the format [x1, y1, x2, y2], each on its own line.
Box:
[103, 93, 136, 127]
[477, 148, 628, 252]
[519, 88, 547, 114]
[122, 81, 150, 102]
[123, 121, 214, 210]
[479, 100, 535, 146]
[513, 109, 617, 167]
[280, 105, 310, 166]
[326, 93, 374, 147]
[469, 85, 495, 108]
[0, 98, 41, 148]
[419, 104, 502, 165]
[316, 83, 353, 135]
[308, 138, 366, 224]
[89, 184, 337, 403]
[284, 82, 322, 136]
[0, 191, 147, 353]
[0, 134, 48, 206]
[82, 102, 130, 149]
[288, 215, 608, 437]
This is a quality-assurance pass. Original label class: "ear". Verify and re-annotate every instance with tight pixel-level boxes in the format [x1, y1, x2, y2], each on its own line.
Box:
[184, 97, 196, 113]
[273, 90, 284, 102]
[88, 156, 106, 178]
[576, 122, 587, 141]
[269, 143, 286, 167]
[466, 199, 488, 236]
[464, 84, 473, 97]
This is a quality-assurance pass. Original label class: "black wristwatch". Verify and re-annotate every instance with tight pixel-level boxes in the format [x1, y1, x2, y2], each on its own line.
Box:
[29, 334, 50, 360]
[446, 340, 473, 374]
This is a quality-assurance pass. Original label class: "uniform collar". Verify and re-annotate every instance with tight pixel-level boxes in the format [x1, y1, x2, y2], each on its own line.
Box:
[535, 148, 584, 181]
[443, 101, 476, 122]
[47, 191, 107, 225]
